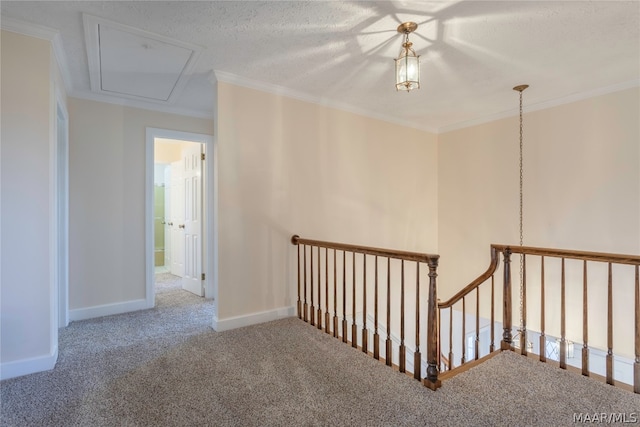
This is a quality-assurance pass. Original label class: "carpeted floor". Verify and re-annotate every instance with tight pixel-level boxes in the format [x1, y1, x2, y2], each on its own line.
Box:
[1, 274, 638, 426]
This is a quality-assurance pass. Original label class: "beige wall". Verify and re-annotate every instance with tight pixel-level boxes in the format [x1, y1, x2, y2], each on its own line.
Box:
[3, 27, 637, 378]
[216, 82, 439, 320]
[68, 98, 213, 310]
[154, 140, 185, 164]
[438, 87, 640, 357]
[1, 31, 55, 366]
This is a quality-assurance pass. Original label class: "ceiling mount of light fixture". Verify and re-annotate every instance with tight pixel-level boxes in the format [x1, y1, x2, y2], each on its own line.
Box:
[397, 22, 418, 34]
[395, 22, 420, 92]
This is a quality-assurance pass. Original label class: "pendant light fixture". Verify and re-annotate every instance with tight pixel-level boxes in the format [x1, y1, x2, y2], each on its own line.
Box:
[514, 84, 529, 352]
[395, 22, 420, 92]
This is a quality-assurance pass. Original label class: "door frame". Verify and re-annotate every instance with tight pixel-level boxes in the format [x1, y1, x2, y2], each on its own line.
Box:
[55, 99, 69, 328]
[145, 128, 217, 308]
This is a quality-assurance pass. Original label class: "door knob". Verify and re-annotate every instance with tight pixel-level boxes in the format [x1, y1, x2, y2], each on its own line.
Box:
[168, 222, 173, 226]
[178, 224, 185, 229]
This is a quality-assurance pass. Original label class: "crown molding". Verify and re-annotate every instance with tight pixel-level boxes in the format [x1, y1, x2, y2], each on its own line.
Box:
[1, 17, 73, 92]
[69, 89, 213, 120]
[1, 16, 58, 40]
[212, 70, 439, 134]
[51, 32, 73, 92]
[438, 79, 640, 134]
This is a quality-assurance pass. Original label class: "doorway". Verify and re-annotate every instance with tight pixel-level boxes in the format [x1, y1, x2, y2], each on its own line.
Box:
[154, 139, 203, 296]
[145, 128, 216, 309]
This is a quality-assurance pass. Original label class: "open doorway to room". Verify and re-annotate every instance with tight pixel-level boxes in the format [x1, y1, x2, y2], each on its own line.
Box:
[153, 138, 204, 295]
[145, 128, 216, 310]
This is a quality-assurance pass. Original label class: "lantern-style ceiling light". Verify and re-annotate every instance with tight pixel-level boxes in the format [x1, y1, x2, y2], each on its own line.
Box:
[395, 22, 420, 92]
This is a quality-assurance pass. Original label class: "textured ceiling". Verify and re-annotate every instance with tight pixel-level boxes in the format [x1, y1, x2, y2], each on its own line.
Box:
[1, 1, 639, 132]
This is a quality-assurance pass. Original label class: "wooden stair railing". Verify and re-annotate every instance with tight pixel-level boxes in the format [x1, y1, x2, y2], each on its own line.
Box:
[291, 235, 442, 389]
[437, 245, 502, 377]
[441, 244, 640, 394]
[495, 245, 640, 394]
[292, 236, 639, 394]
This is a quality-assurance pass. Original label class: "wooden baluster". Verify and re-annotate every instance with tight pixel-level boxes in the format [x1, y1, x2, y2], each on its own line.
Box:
[634, 265, 639, 394]
[303, 245, 308, 323]
[342, 251, 347, 343]
[352, 252, 358, 349]
[362, 255, 368, 353]
[424, 256, 441, 390]
[520, 254, 527, 356]
[437, 304, 442, 370]
[333, 249, 339, 338]
[501, 248, 513, 349]
[317, 247, 322, 330]
[475, 287, 480, 361]
[606, 262, 613, 385]
[399, 260, 406, 372]
[540, 256, 546, 362]
[310, 246, 315, 326]
[374, 256, 380, 360]
[325, 247, 330, 334]
[582, 260, 589, 376]
[414, 262, 422, 379]
[490, 274, 495, 353]
[461, 297, 466, 365]
[386, 257, 392, 367]
[297, 244, 301, 319]
[448, 307, 453, 371]
[559, 258, 566, 369]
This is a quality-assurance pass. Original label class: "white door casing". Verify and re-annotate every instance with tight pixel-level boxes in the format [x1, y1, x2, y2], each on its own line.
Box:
[163, 165, 172, 268]
[182, 144, 203, 296]
[145, 127, 216, 311]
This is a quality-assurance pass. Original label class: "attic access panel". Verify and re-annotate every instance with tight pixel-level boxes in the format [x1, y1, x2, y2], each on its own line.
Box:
[84, 14, 201, 103]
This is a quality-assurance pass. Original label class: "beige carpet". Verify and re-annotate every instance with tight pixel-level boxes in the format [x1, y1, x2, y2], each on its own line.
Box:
[1, 274, 638, 426]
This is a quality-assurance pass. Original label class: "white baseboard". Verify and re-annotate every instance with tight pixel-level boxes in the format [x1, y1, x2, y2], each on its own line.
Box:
[69, 298, 151, 322]
[212, 306, 295, 332]
[1, 345, 58, 380]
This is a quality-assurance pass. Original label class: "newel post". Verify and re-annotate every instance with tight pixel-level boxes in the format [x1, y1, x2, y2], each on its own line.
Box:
[501, 247, 513, 350]
[424, 256, 442, 390]
[291, 235, 301, 319]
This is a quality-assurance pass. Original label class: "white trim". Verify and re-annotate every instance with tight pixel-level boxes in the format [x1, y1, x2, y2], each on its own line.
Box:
[69, 90, 213, 120]
[48, 59, 59, 365]
[213, 70, 438, 134]
[145, 131, 155, 309]
[0, 16, 59, 40]
[0, 346, 58, 381]
[51, 33, 72, 92]
[354, 312, 427, 375]
[212, 306, 296, 332]
[438, 79, 640, 133]
[145, 128, 217, 310]
[0, 17, 72, 92]
[55, 100, 70, 328]
[69, 299, 149, 322]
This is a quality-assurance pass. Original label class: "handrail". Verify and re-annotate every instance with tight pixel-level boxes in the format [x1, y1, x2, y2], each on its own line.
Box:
[438, 246, 500, 309]
[291, 234, 442, 390]
[291, 235, 439, 264]
[438, 242, 639, 394]
[292, 236, 640, 393]
[493, 244, 640, 265]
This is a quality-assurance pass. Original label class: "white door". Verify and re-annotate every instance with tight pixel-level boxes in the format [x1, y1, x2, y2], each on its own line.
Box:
[163, 165, 172, 268]
[170, 160, 185, 277]
[182, 144, 204, 296]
